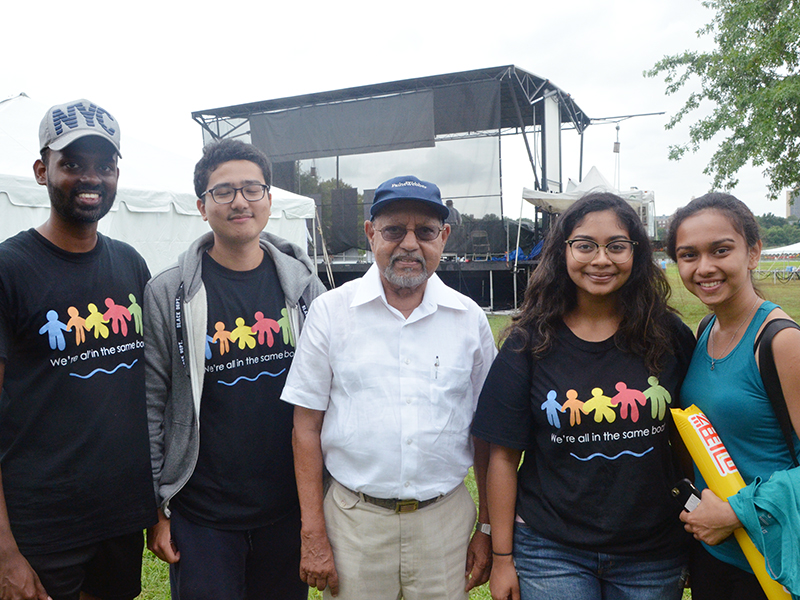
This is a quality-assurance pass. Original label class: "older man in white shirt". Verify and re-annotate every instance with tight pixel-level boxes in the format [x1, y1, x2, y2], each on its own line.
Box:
[281, 175, 496, 600]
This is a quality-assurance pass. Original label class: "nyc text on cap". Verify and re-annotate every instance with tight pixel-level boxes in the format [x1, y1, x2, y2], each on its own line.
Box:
[39, 99, 121, 155]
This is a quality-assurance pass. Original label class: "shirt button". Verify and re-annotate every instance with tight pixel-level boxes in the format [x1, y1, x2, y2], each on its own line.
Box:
[406, 438, 412, 445]
[404, 481, 410, 488]
[406, 398, 411, 404]
[404, 358, 410, 365]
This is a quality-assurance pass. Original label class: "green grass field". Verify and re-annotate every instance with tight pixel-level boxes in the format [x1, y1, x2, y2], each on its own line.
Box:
[140, 265, 800, 600]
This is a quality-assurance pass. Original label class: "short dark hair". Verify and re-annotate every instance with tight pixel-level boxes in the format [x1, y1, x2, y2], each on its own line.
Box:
[193, 139, 272, 199]
[665, 192, 761, 260]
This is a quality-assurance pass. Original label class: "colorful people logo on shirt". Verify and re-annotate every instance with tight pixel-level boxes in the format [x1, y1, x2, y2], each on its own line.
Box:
[546, 380, 672, 429]
[541, 378, 674, 462]
[38, 293, 142, 351]
[206, 309, 293, 358]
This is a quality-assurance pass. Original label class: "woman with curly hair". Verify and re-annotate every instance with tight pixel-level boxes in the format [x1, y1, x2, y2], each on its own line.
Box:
[473, 192, 695, 600]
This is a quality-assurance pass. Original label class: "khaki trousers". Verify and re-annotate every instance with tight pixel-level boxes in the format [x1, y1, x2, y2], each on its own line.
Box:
[323, 479, 476, 600]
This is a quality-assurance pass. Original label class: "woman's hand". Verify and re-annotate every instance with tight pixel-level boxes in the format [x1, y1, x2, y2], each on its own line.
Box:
[680, 488, 741, 545]
[489, 555, 520, 600]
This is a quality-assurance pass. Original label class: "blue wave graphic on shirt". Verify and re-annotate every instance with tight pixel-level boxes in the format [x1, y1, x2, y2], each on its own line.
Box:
[69, 359, 138, 379]
[217, 368, 286, 387]
[570, 446, 653, 461]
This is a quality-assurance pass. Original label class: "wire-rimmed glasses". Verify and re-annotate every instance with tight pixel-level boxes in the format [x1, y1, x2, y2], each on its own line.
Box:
[566, 238, 637, 263]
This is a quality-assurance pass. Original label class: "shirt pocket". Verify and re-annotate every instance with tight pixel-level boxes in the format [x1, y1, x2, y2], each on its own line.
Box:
[427, 365, 473, 433]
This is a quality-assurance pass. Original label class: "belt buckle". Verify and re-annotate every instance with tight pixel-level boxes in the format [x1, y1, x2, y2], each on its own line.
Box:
[395, 499, 419, 513]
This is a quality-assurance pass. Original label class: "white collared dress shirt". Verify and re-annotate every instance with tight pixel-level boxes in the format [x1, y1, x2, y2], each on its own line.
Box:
[281, 264, 497, 501]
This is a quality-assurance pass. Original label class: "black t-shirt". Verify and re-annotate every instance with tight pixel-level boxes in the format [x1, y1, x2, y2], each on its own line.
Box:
[0, 229, 156, 553]
[172, 251, 298, 529]
[472, 315, 695, 558]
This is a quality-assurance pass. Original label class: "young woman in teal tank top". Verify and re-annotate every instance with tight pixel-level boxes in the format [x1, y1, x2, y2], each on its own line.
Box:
[667, 193, 800, 600]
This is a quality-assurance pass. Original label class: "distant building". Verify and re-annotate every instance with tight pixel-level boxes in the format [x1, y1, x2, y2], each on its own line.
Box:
[787, 191, 800, 219]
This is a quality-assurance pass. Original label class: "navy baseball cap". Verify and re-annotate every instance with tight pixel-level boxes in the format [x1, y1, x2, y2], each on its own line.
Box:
[370, 176, 449, 220]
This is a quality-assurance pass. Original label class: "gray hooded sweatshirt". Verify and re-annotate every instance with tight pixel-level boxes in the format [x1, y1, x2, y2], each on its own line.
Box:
[144, 231, 326, 512]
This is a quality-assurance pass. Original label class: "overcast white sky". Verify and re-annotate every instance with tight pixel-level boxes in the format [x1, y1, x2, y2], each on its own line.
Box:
[1, 0, 785, 218]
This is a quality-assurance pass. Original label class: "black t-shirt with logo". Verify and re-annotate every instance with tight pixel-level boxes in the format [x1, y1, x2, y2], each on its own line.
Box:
[172, 251, 297, 529]
[0, 230, 156, 554]
[472, 316, 695, 558]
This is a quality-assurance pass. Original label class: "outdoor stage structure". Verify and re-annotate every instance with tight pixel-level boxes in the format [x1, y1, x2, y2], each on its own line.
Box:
[191, 65, 591, 309]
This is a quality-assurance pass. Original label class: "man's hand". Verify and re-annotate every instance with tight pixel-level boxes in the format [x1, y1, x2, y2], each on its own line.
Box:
[0, 548, 50, 600]
[146, 509, 180, 564]
[464, 529, 492, 591]
[299, 528, 339, 597]
[680, 488, 741, 546]
[488, 555, 519, 600]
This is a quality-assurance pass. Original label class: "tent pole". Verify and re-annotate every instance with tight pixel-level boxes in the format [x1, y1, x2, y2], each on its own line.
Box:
[499, 126, 508, 259]
[489, 270, 494, 312]
[506, 78, 540, 190]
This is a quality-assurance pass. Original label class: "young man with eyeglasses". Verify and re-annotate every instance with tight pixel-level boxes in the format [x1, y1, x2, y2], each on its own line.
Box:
[0, 99, 157, 600]
[144, 139, 325, 600]
[282, 175, 497, 600]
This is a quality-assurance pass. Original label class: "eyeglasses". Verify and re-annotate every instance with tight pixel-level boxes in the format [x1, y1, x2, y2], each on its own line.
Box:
[566, 239, 637, 264]
[201, 183, 270, 204]
[375, 225, 445, 243]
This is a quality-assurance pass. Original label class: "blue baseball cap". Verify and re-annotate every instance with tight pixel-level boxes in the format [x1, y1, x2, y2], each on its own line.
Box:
[370, 175, 449, 220]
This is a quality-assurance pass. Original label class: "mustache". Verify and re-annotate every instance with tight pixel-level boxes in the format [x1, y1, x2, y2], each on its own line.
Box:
[390, 253, 425, 267]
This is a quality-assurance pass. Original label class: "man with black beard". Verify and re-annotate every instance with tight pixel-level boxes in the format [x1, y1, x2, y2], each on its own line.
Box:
[282, 176, 497, 600]
[0, 100, 156, 600]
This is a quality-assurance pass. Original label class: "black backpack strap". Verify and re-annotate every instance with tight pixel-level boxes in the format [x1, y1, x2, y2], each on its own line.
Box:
[696, 313, 714, 339]
[754, 318, 800, 468]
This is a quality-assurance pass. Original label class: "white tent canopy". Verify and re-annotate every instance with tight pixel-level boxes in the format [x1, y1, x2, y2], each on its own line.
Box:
[0, 94, 315, 274]
[521, 166, 656, 237]
[762, 242, 800, 256]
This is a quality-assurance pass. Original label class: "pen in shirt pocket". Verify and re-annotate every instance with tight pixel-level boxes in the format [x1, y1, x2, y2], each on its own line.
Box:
[435, 356, 439, 379]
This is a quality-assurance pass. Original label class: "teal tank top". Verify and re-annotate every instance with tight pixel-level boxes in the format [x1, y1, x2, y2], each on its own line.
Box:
[680, 301, 800, 572]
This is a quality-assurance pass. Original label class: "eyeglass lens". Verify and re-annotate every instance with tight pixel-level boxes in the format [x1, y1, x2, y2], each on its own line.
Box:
[210, 184, 268, 204]
[568, 239, 634, 263]
[379, 226, 442, 242]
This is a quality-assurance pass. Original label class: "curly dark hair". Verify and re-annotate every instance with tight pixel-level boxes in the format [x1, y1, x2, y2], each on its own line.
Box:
[508, 192, 675, 374]
[665, 192, 761, 261]
[193, 139, 272, 199]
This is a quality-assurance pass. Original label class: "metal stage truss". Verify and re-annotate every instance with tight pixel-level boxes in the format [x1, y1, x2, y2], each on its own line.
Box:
[190, 66, 592, 308]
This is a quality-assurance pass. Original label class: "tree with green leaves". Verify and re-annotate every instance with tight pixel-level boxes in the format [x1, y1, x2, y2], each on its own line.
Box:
[646, 0, 800, 200]
[756, 212, 789, 229]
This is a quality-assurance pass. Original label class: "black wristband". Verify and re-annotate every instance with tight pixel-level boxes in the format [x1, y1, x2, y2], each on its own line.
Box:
[492, 550, 513, 556]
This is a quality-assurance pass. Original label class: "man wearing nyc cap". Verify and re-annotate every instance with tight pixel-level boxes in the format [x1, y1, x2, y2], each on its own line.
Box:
[0, 100, 156, 600]
[282, 175, 496, 600]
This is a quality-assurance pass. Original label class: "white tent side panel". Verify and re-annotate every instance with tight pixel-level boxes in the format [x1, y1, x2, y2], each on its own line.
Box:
[0, 175, 313, 275]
